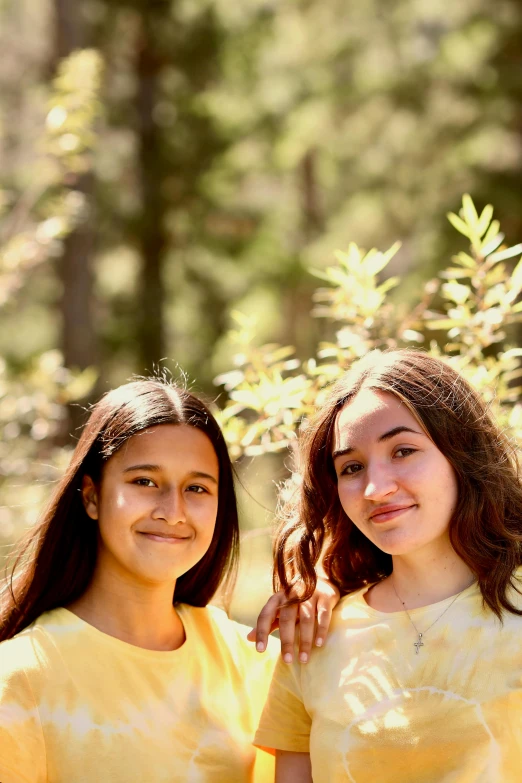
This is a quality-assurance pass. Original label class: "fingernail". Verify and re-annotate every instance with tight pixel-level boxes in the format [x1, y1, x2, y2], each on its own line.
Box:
[315, 637, 323, 647]
[256, 642, 265, 652]
[299, 652, 308, 663]
[283, 653, 293, 664]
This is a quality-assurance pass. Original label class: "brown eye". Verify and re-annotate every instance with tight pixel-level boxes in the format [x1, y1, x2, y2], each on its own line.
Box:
[134, 478, 156, 487]
[395, 448, 416, 458]
[340, 463, 363, 476]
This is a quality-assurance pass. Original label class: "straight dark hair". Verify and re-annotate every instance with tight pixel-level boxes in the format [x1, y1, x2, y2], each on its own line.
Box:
[275, 349, 522, 619]
[0, 379, 240, 641]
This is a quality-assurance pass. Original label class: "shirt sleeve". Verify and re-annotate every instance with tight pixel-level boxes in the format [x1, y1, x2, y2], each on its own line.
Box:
[254, 654, 312, 753]
[211, 610, 279, 717]
[235, 635, 278, 783]
[0, 645, 46, 782]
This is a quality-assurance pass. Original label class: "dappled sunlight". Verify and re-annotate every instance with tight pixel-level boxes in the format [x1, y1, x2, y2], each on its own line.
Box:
[0, 606, 274, 782]
[341, 686, 501, 783]
[256, 585, 522, 782]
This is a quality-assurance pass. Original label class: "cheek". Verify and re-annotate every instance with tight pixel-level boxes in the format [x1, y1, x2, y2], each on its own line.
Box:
[417, 457, 458, 524]
[192, 497, 219, 530]
[442, 469, 459, 513]
[426, 457, 458, 497]
[96, 492, 135, 543]
[337, 480, 361, 517]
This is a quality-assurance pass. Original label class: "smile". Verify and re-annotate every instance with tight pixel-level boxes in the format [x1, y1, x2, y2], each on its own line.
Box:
[137, 532, 191, 544]
[368, 505, 416, 523]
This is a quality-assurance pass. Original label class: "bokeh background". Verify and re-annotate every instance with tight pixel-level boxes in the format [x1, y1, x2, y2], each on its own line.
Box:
[1, 0, 522, 624]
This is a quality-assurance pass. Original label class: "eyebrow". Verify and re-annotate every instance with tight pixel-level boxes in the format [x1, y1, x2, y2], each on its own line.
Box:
[332, 426, 422, 460]
[122, 464, 218, 484]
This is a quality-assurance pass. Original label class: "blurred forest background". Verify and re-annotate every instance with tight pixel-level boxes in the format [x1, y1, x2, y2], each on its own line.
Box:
[1, 0, 522, 623]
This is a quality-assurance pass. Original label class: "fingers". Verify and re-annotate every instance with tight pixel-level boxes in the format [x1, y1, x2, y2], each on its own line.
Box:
[295, 601, 315, 664]
[247, 581, 341, 664]
[246, 619, 278, 643]
[295, 580, 340, 661]
[251, 592, 286, 653]
[278, 602, 299, 664]
[314, 599, 334, 649]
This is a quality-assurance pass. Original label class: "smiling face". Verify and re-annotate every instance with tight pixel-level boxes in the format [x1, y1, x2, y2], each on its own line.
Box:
[331, 389, 458, 558]
[82, 424, 219, 589]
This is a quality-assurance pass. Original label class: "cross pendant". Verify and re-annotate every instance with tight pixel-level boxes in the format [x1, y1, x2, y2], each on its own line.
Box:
[413, 633, 424, 654]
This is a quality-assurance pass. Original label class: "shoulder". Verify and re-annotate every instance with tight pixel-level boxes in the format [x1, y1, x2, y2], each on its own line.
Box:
[0, 608, 78, 688]
[178, 603, 278, 672]
[0, 620, 45, 713]
[0, 622, 48, 780]
[177, 602, 238, 640]
[0, 626, 42, 682]
[335, 586, 373, 618]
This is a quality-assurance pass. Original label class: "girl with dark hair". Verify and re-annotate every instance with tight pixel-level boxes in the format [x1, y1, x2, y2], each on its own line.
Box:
[0, 378, 337, 783]
[255, 349, 522, 782]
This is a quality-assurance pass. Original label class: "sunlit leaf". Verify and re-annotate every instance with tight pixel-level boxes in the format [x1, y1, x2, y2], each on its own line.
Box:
[439, 268, 473, 279]
[229, 389, 263, 410]
[363, 242, 401, 276]
[452, 252, 476, 270]
[441, 281, 471, 305]
[424, 318, 462, 330]
[462, 194, 478, 227]
[402, 329, 424, 343]
[230, 310, 256, 328]
[447, 212, 471, 238]
[476, 204, 494, 238]
[501, 348, 522, 360]
[481, 233, 504, 257]
[505, 257, 522, 304]
[377, 276, 400, 294]
[488, 244, 522, 263]
[481, 220, 501, 247]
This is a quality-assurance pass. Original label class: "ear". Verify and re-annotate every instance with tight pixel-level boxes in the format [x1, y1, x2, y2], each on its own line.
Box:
[81, 475, 100, 520]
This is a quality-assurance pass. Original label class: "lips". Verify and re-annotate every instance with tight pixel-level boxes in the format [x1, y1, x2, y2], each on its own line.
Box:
[368, 504, 416, 523]
[137, 531, 190, 543]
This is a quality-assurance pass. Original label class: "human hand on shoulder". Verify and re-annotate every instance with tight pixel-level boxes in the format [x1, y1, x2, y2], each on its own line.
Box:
[246, 578, 340, 663]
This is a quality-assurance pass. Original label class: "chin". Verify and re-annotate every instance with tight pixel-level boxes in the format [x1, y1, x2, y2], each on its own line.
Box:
[130, 561, 185, 585]
[372, 532, 421, 556]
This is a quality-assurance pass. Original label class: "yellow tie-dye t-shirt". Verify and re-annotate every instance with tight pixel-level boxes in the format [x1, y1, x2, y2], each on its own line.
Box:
[0, 604, 276, 783]
[255, 578, 522, 783]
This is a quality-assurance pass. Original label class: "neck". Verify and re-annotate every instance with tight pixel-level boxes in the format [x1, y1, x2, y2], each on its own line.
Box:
[67, 568, 185, 652]
[390, 541, 474, 609]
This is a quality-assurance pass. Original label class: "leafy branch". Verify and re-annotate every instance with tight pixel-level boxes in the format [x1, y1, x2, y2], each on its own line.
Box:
[216, 195, 522, 455]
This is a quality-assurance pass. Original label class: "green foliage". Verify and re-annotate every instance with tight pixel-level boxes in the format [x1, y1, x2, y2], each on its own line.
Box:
[217, 195, 522, 457]
[0, 50, 102, 545]
[0, 352, 96, 540]
[0, 49, 103, 308]
[46, 49, 103, 172]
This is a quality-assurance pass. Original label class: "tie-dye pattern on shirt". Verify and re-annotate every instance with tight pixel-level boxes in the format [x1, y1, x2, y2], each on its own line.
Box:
[0, 605, 276, 782]
[256, 576, 522, 783]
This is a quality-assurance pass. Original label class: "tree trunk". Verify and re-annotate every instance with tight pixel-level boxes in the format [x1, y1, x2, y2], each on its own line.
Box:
[53, 0, 97, 439]
[134, 10, 169, 372]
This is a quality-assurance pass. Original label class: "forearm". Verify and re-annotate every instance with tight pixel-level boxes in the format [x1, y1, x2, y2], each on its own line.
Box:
[275, 750, 312, 783]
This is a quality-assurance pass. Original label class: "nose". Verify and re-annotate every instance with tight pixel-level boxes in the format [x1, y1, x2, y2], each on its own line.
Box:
[152, 488, 186, 526]
[363, 461, 398, 501]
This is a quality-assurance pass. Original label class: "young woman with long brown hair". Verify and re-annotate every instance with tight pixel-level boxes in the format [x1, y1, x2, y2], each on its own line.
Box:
[0, 378, 337, 783]
[255, 349, 522, 782]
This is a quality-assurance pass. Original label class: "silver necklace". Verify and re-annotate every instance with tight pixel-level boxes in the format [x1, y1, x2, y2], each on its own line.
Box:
[390, 575, 473, 655]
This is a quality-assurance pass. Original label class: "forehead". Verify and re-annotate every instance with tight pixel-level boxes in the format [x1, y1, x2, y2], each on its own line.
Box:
[111, 424, 218, 467]
[332, 389, 421, 451]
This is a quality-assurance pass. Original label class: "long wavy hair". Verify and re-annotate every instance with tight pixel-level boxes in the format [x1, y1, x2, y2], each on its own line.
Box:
[0, 378, 239, 641]
[275, 349, 522, 618]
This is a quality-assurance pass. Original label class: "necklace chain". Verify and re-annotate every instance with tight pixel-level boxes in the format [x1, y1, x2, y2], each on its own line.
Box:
[390, 575, 474, 654]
